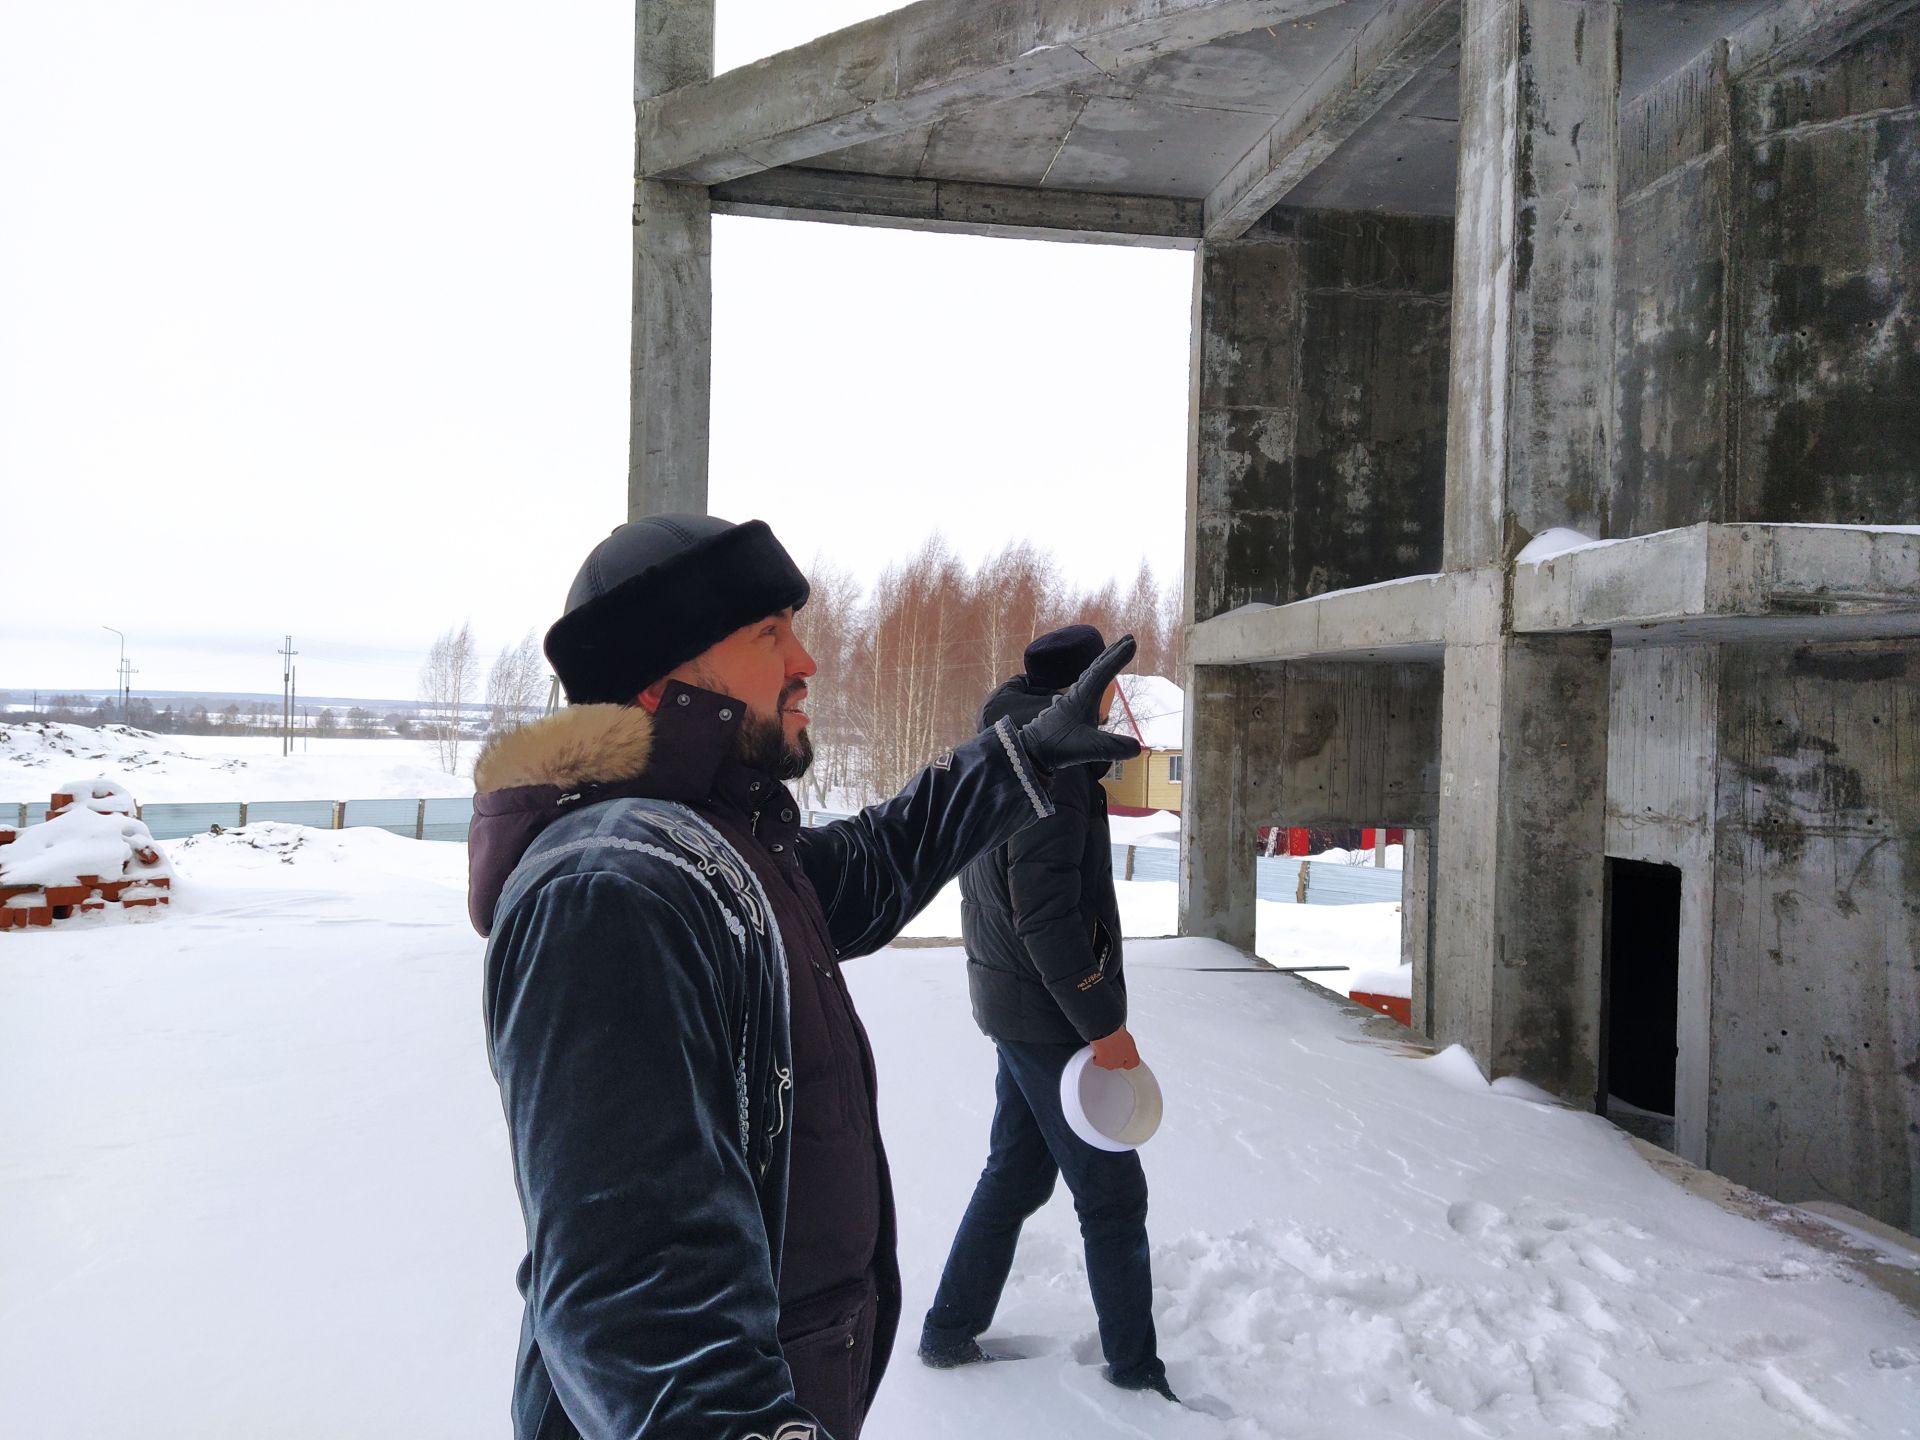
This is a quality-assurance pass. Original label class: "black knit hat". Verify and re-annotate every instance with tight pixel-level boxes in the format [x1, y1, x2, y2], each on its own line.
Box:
[544, 514, 810, 705]
[1023, 623, 1106, 691]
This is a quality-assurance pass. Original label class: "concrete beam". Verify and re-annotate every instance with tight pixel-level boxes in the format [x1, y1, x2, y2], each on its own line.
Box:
[1185, 525, 1920, 671]
[1513, 524, 1920, 639]
[1187, 572, 1457, 665]
[635, 0, 1349, 185]
[630, 1, 714, 518]
[1204, 0, 1458, 240]
[1239, 661, 1443, 826]
[1726, 0, 1920, 77]
[710, 167, 1202, 248]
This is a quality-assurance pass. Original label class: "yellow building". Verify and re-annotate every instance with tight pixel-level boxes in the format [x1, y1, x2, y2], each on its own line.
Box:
[1100, 675, 1184, 816]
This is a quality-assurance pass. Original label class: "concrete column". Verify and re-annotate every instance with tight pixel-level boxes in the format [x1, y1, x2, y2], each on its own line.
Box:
[1401, 827, 1435, 1036]
[1431, 0, 1619, 1103]
[1180, 664, 1260, 949]
[1433, 629, 1612, 1093]
[1181, 223, 1288, 948]
[630, 2, 715, 518]
[1444, 0, 1619, 565]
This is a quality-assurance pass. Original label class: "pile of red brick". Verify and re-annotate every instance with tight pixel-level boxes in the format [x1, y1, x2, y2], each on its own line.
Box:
[0, 789, 172, 929]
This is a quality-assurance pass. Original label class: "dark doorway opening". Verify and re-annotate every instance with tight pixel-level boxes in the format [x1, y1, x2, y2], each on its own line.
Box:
[1602, 859, 1681, 1150]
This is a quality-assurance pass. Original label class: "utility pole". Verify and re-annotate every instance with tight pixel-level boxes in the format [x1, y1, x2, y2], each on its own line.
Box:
[278, 636, 298, 757]
[102, 626, 130, 724]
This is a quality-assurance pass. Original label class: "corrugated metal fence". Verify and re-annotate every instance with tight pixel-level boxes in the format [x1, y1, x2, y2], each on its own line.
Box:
[5, 797, 477, 844]
[4, 801, 1401, 906]
[1106, 840, 1401, 906]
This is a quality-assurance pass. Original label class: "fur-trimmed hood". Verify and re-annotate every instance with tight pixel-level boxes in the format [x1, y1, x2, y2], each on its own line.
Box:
[466, 690, 748, 937]
[472, 703, 654, 795]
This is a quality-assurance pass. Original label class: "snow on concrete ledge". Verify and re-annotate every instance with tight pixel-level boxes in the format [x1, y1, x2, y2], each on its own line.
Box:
[1189, 571, 1454, 665]
[1514, 522, 1920, 643]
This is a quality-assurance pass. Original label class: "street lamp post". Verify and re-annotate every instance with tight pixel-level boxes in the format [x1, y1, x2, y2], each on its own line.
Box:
[102, 626, 128, 724]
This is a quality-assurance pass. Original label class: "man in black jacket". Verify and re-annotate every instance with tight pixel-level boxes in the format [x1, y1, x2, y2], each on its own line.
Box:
[918, 624, 1173, 1400]
[469, 516, 1139, 1440]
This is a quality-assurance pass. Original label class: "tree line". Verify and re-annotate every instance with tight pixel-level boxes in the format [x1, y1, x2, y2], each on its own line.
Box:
[418, 536, 1183, 794]
[794, 537, 1183, 806]
[10, 695, 409, 738]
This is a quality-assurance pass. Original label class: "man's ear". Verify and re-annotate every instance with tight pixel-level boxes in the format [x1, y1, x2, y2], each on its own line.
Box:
[637, 679, 668, 714]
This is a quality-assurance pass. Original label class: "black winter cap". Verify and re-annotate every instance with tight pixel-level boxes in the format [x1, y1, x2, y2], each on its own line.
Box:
[1023, 623, 1106, 691]
[544, 514, 810, 705]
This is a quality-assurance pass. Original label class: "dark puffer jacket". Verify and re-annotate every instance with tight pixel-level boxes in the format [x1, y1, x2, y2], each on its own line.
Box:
[959, 676, 1127, 1046]
[469, 686, 1054, 1440]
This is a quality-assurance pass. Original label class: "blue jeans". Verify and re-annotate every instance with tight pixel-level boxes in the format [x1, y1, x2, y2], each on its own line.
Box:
[920, 1039, 1164, 1386]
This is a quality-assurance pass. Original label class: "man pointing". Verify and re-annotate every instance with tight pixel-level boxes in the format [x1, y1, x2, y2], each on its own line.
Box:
[467, 514, 1139, 1440]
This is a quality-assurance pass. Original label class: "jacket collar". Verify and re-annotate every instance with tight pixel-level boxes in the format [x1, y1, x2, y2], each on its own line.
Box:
[472, 681, 741, 801]
[468, 682, 805, 937]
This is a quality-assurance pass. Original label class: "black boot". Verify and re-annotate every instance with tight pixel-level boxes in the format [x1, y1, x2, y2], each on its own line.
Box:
[918, 1338, 1001, 1370]
[1104, 1364, 1178, 1402]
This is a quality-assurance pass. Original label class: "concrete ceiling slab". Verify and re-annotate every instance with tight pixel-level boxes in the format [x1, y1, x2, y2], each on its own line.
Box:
[1041, 95, 1286, 197]
[1100, 11, 1381, 111]
[780, 0, 1806, 222]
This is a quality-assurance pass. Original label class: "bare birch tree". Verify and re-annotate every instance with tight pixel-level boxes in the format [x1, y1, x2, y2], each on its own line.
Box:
[420, 621, 478, 775]
[486, 630, 549, 734]
[1159, 568, 1187, 681]
[973, 540, 1058, 693]
[1120, 559, 1166, 677]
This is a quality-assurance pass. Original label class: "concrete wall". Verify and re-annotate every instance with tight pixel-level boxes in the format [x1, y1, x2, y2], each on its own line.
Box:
[1614, 14, 1920, 535]
[1190, 210, 1452, 622]
[1737, 15, 1920, 526]
[1615, 55, 1730, 536]
[1708, 640, 1920, 1233]
[1241, 661, 1442, 829]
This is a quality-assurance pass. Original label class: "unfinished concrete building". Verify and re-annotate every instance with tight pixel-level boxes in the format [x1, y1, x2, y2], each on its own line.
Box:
[627, 0, 1920, 1232]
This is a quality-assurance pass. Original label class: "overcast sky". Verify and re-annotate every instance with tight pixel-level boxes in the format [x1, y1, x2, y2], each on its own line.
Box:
[0, 2, 1193, 702]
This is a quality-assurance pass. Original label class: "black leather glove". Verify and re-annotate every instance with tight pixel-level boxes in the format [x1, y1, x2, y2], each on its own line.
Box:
[1018, 635, 1145, 772]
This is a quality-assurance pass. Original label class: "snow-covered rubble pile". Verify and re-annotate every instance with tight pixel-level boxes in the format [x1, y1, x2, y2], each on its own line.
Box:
[0, 779, 172, 927]
[0, 722, 217, 778]
[172, 823, 351, 869]
[0, 721, 469, 803]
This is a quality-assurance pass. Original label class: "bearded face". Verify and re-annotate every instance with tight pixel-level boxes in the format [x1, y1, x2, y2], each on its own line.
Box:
[732, 676, 814, 781]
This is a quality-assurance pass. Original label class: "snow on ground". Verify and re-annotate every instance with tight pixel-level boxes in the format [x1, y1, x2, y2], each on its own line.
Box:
[1308, 843, 1404, 871]
[0, 722, 473, 803]
[3, 830, 1916, 1439]
[1109, 809, 1183, 847]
